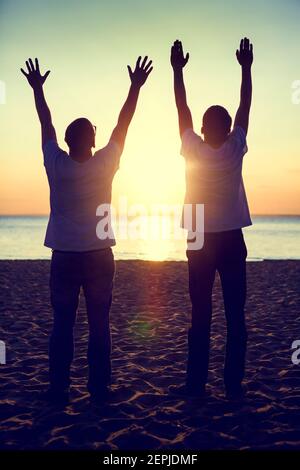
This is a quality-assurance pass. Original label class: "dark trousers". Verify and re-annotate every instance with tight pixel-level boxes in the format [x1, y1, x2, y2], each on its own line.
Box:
[49, 248, 115, 394]
[186, 229, 247, 390]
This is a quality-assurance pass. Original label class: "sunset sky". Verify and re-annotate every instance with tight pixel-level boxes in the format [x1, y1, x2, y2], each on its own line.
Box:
[0, 0, 299, 215]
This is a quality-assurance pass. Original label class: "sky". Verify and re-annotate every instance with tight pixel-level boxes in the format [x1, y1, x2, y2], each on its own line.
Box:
[0, 0, 300, 215]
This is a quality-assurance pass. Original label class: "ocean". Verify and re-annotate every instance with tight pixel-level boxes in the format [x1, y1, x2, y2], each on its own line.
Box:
[0, 215, 299, 261]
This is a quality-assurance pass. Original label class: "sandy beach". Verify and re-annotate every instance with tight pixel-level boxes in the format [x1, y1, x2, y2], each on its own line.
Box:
[0, 259, 300, 450]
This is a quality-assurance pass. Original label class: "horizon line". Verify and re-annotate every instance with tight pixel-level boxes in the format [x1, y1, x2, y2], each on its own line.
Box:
[0, 213, 300, 217]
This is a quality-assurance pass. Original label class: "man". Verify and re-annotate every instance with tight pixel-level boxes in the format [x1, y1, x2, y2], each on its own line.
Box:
[170, 38, 253, 399]
[21, 56, 153, 404]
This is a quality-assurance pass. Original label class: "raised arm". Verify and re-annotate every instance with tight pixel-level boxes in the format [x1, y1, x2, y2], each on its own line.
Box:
[110, 56, 153, 151]
[234, 38, 253, 135]
[21, 58, 56, 148]
[171, 40, 193, 138]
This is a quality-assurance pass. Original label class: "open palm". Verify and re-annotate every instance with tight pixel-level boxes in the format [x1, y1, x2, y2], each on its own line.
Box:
[171, 40, 189, 70]
[21, 58, 50, 89]
[127, 56, 153, 88]
[236, 38, 253, 68]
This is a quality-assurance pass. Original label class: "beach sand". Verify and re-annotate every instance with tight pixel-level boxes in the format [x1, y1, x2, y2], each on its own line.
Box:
[0, 259, 300, 450]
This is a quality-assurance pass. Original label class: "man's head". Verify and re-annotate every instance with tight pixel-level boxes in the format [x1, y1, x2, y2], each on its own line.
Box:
[201, 105, 232, 145]
[65, 118, 96, 150]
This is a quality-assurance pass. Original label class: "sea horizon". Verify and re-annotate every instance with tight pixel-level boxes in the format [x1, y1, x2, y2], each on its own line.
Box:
[1, 213, 300, 217]
[1, 214, 300, 261]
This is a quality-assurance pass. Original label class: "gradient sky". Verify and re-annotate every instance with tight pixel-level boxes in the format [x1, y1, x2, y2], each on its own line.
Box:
[0, 0, 299, 215]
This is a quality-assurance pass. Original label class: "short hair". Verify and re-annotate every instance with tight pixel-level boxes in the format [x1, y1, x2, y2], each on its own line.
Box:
[65, 118, 95, 148]
[202, 105, 232, 137]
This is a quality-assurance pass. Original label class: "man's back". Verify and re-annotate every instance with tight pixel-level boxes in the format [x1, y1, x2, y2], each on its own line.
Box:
[43, 140, 121, 252]
[181, 126, 251, 232]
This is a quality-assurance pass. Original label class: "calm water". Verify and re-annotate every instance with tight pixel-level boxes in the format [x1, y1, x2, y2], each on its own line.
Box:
[0, 215, 299, 261]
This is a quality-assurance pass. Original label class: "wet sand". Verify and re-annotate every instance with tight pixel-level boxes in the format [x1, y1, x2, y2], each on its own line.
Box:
[0, 259, 300, 450]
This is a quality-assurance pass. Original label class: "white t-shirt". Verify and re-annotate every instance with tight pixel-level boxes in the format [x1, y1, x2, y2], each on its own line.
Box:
[180, 126, 252, 233]
[43, 139, 122, 251]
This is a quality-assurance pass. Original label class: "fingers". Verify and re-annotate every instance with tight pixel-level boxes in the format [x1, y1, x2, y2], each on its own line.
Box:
[171, 44, 177, 58]
[244, 37, 250, 50]
[138, 56, 152, 71]
[22, 58, 51, 81]
[173, 39, 183, 52]
[127, 65, 133, 78]
[43, 70, 50, 80]
[25, 60, 32, 74]
[144, 59, 152, 72]
[173, 39, 186, 59]
[25, 58, 36, 73]
[141, 55, 148, 68]
[135, 56, 142, 70]
[29, 58, 35, 71]
[240, 37, 252, 51]
[35, 58, 40, 72]
[20, 68, 28, 77]
[146, 66, 153, 77]
[237, 37, 253, 66]
[134, 56, 153, 72]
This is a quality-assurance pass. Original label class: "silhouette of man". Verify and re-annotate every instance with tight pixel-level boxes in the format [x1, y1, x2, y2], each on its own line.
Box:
[21, 56, 153, 404]
[171, 38, 253, 399]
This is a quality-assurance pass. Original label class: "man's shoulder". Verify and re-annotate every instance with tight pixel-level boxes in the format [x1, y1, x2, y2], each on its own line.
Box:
[43, 140, 68, 170]
[43, 139, 66, 157]
[181, 128, 201, 141]
[228, 126, 247, 141]
[94, 140, 122, 158]
[223, 126, 248, 159]
[180, 128, 204, 158]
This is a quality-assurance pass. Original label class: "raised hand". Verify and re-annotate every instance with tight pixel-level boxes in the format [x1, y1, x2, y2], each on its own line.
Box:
[127, 56, 153, 88]
[21, 58, 50, 89]
[171, 40, 189, 70]
[236, 38, 253, 68]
